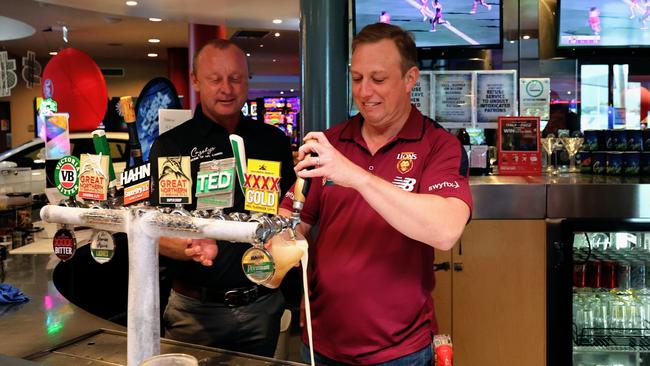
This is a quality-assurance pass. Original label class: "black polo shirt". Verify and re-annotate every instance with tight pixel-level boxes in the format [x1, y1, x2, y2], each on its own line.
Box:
[149, 105, 296, 289]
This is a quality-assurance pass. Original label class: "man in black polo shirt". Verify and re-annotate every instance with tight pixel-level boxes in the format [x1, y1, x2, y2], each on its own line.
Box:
[148, 39, 296, 357]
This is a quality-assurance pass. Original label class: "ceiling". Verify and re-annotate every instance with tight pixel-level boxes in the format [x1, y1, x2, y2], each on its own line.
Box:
[0, 0, 301, 95]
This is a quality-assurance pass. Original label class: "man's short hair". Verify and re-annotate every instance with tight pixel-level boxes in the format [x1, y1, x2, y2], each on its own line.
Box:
[352, 23, 418, 75]
[192, 39, 248, 75]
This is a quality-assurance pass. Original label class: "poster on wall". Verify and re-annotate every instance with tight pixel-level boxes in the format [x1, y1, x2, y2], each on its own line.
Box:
[44, 113, 71, 160]
[411, 71, 432, 117]
[432, 71, 474, 128]
[519, 78, 550, 121]
[476, 70, 517, 127]
[497, 116, 541, 176]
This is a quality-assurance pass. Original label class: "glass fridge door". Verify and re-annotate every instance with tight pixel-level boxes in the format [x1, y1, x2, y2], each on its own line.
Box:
[572, 230, 650, 366]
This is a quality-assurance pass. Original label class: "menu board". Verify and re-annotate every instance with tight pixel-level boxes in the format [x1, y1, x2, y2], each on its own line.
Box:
[476, 71, 517, 127]
[411, 71, 432, 117]
[497, 116, 541, 176]
[432, 71, 474, 128]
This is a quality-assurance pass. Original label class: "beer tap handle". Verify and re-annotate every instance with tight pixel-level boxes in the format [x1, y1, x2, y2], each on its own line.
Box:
[291, 138, 317, 230]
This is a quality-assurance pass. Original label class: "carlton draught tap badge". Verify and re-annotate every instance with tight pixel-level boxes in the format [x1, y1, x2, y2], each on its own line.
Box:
[244, 159, 281, 215]
[158, 156, 192, 204]
[53, 228, 76, 261]
[78, 154, 110, 201]
[54, 155, 80, 196]
[195, 158, 235, 210]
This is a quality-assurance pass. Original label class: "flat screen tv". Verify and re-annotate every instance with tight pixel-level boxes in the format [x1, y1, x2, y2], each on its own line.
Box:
[354, 0, 503, 49]
[558, 0, 650, 47]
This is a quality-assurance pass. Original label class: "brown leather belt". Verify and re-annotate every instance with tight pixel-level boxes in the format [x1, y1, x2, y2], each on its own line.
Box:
[171, 279, 273, 307]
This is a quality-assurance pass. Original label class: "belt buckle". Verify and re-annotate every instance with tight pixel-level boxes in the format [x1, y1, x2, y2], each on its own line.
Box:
[224, 289, 246, 308]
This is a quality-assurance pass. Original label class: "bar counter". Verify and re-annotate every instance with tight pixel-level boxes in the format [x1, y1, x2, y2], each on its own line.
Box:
[0, 173, 648, 364]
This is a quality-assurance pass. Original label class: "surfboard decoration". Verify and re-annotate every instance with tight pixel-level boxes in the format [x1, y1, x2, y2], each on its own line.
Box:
[135, 77, 182, 162]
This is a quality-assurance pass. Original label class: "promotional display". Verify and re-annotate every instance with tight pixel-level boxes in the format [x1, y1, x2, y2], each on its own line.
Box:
[44, 113, 71, 160]
[497, 116, 542, 175]
[135, 77, 182, 162]
[157, 156, 192, 205]
[244, 159, 282, 215]
[41, 48, 107, 132]
[78, 154, 110, 201]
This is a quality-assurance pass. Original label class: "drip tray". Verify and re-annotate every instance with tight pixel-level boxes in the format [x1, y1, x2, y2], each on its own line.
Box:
[25, 328, 305, 366]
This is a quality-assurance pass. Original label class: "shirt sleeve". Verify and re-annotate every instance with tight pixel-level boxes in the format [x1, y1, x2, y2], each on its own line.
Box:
[419, 133, 473, 214]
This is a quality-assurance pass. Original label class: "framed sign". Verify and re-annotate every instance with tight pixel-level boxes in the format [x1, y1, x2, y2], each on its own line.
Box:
[476, 70, 518, 127]
[411, 71, 432, 118]
[519, 78, 550, 121]
[497, 116, 542, 176]
[432, 71, 474, 128]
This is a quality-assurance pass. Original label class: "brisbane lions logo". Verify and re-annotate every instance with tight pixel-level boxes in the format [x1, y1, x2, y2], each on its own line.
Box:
[396, 152, 417, 174]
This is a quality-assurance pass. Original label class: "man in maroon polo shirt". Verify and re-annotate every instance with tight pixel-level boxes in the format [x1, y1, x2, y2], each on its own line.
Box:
[277, 23, 473, 365]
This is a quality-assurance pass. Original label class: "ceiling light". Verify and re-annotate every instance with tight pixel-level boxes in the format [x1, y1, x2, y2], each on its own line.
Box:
[148, 38, 160, 43]
[273, 19, 282, 24]
[280, 91, 284, 95]
[148, 17, 162, 22]
[290, 89, 294, 92]
[246, 53, 251, 57]
[522, 35, 531, 40]
[272, 59, 277, 62]
[259, 44, 264, 48]
[147, 53, 158, 57]
[49, 51, 58, 56]
[126, 1, 138, 6]
[509, 40, 515, 44]
[567, 91, 572, 95]
[274, 32, 280, 37]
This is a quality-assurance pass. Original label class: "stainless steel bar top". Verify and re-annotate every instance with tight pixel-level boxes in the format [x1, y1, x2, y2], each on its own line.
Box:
[0, 254, 304, 365]
[469, 174, 650, 219]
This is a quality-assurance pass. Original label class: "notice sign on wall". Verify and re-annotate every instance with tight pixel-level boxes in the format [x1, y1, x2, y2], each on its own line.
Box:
[497, 116, 541, 176]
[411, 71, 432, 117]
[519, 78, 550, 121]
[476, 71, 517, 126]
[432, 71, 473, 127]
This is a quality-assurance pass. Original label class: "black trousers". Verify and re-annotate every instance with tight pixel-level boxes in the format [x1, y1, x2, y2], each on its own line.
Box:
[163, 289, 285, 357]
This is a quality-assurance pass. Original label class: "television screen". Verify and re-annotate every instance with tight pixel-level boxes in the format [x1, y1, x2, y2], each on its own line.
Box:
[354, 0, 502, 48]
[558, 0, 650, 47]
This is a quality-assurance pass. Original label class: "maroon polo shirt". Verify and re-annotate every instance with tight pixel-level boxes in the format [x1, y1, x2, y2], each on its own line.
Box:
[280, 106, 472, 364]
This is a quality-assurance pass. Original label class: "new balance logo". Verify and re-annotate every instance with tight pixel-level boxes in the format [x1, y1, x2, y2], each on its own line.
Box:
[392, 177, 417, 192]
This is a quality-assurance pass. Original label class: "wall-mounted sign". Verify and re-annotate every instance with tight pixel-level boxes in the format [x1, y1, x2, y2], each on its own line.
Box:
[432, 71, 474, 128]
[497, 116, 542, 176]
[0, 51, 17, 97]
[520, 78, 550, 121]
[476, 71, 518, 127]
[411, 71, 432, 118]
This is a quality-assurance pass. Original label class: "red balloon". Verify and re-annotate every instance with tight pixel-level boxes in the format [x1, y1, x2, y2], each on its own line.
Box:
[42, 48, 107, 132]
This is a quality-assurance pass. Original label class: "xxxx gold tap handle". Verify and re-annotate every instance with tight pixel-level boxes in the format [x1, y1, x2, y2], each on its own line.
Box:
[292, 138, 317, 211]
